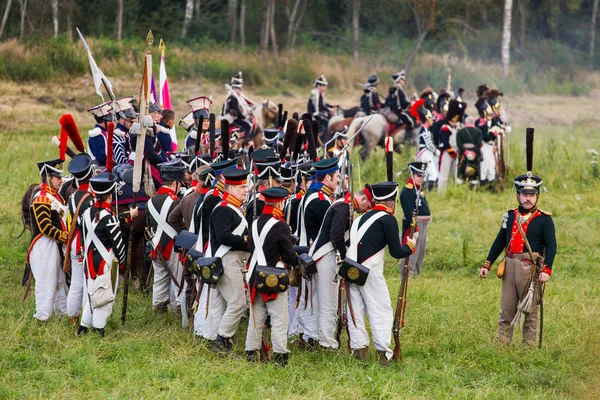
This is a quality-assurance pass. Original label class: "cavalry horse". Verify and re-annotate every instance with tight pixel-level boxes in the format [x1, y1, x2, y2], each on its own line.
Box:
[329, 111, 418, 160]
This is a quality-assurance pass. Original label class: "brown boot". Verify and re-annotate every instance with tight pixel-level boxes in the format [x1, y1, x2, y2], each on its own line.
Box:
[68, 316, 78, 327]
[377, 351, 389, 366]
[353, 347, 369, 361]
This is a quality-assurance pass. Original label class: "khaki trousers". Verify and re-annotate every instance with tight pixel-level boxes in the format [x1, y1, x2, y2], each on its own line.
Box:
[213, 250, 249, 338]
[498, 256, 539, 345]
[246, 291, 289, 354]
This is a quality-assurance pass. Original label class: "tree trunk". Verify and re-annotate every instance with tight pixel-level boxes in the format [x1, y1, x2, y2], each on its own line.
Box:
[269, 0, 278, 57]
[66, 9, 72, 40]
[287, 0, 307, 56]
[352, 0, 360, 64]
[0, 0, 13, 41]
[194, 0, 200, 20]
[116, 0, 123, 40]
[18, 0, 27, 40]
[229, 0, 238, 44]
[480, 0, 488, 23]
[260, 0, 270, 57]
[591, 0, 599, 64]
[517, 0, 526, 48]
[239, 0, 246, 47]
[182, 0, 194, 38]
[501, 0, 513, 77]
[51, 0, 58, 37]
[404, 29, 428, 83]
[464, 0, 470, 38]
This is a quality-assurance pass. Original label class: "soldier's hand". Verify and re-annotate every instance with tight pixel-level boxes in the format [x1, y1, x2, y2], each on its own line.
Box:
[539, 272, 550, 283]
[129, 207, 139, 219]
[479, 267, 488, 279]
[406, 237, 416, 249]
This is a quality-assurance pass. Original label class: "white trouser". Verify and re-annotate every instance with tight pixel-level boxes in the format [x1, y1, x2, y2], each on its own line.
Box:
[438, 151, 457, 191]
[193, 281, 225, 340]
[180, 277, 189, 328]
[288, 286, 305, 337]
[303, 250, 340, 348]
[417, 149, 439, 182]
[30, 236, 68, 321]
[67, 239, 86, 317]
[480, 143, 496, 181]
[347, 260, 393, 360]
[80, 270, 119, 330]
[152, 250, 180, 310]
[211, 251, 249, 338]
[246, 291, 289, 354]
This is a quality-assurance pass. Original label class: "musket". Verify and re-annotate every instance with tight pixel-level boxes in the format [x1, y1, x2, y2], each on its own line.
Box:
[392, 177, 421, 361]
[122, 31, 154, 325]
[447, 68, 452, 96]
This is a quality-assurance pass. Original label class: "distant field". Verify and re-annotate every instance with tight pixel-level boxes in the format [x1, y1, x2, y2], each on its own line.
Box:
[1, 87, 599, 398]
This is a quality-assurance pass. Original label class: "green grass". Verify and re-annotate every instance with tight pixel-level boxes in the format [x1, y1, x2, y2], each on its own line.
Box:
[1, 123, 599, 398]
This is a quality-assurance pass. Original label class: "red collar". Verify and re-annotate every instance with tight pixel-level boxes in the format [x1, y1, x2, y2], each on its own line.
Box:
[407, 177, 420, 190]
[262, 205, 284, 220]
[78, 182, 90, 192]
[157, 186, 176, 196]
[190, 180, 198, 188]
[198, 186, 209, 195]
[94, 200, 112, 211]
[222, 192, 243, 208]
[373, 204, 393, 214]
[343, 192, 359, 210]
[41, 183, 58, 196]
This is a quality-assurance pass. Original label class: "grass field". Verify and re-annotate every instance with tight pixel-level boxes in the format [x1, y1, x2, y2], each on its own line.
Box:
[1, 85, 600, 398]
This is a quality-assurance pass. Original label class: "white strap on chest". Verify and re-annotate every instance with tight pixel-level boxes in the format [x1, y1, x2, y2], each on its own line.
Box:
[147, 196, 178, 249]
[309, 198, 347, 260]
[346, 211, 386, 261]
[297, 191, 331, 246]
[82, 208, 114, 267]
[247, 217, 279, 277]
[206, 202, 248, 258]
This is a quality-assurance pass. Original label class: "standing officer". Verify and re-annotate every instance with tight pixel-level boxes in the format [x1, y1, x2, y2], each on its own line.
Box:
[308, 74, 334, 136]
[480, 131, 556, 346]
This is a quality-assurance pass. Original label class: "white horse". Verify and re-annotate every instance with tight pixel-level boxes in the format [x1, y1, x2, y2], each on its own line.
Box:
[346, 114, 407, 160]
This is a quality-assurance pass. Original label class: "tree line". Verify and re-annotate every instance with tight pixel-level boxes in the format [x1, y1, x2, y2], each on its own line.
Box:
[1, 0, 600, 73]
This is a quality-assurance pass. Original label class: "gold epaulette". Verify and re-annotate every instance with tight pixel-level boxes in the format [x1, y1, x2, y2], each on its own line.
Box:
[507, 207, 517, 212]
[405, 183, 414, 189]
[538, 209, 552, 216]
[33, 195, 50, 204]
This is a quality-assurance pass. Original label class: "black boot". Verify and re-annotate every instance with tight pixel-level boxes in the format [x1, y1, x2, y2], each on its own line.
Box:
[210, 335, 233, 353]
[273, 352, 289, 367]
[246, 350, 259, 362]
[154, 301, 169, 314]
[77, 325, 88, 336]
[96, 328, 105, 338]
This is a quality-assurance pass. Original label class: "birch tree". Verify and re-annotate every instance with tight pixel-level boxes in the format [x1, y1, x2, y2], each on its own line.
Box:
[501, 0, 513, 77]
[0, 0, 13, 41]
[182, 0, 194, 38]
[591, 0, 599, 63]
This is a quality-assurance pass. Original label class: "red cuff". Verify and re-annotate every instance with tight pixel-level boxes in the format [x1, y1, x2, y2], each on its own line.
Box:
[541, 267, 552, 276]
[483, 260, 492, 270]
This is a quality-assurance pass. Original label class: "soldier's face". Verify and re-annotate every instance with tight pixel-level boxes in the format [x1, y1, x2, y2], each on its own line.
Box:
[48, 176, 62, 191]
[229, 184, 248, 202]
[356, 195, 372, 213]
[324, 171, 340, 191]
[413, 174, 424, 186]
[518, 193, 538, 210]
